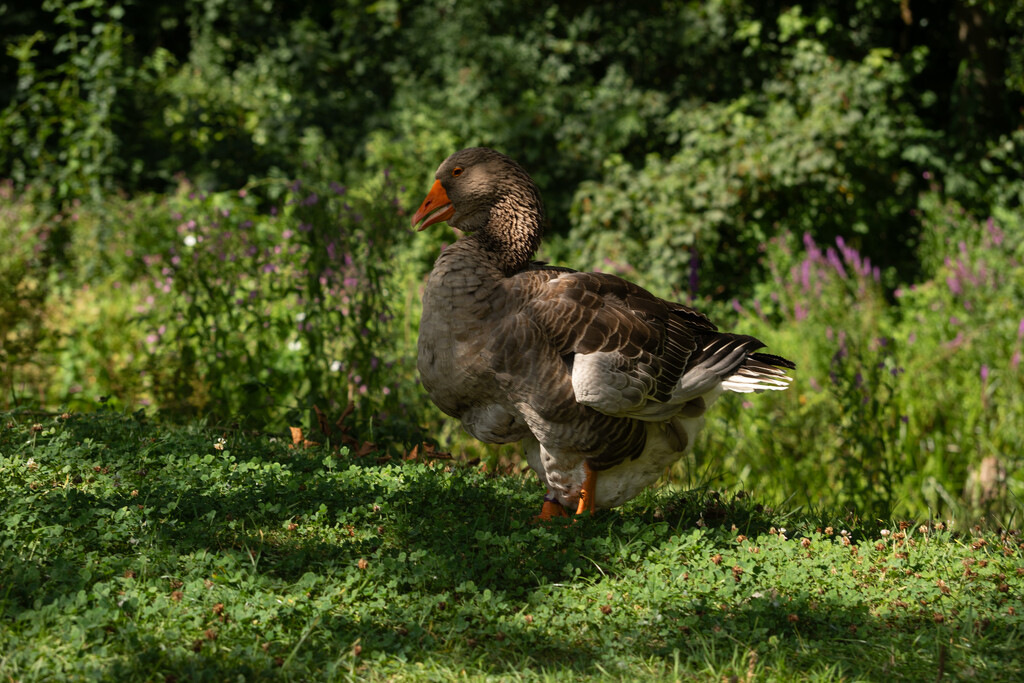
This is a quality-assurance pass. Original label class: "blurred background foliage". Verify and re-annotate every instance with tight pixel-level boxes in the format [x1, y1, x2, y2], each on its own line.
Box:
[1, 0, 1022, 525]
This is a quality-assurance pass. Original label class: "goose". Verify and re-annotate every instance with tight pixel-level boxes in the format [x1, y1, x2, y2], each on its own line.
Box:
[411, 148, 794, 519]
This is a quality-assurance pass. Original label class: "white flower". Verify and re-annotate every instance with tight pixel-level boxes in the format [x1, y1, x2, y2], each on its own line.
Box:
[183, 235, 197, 247]
[330, 360, 342, 372]
[288, 340, 303, 352]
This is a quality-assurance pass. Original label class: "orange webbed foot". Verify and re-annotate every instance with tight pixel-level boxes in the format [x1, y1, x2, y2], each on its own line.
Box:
[534, 494, 569, 522]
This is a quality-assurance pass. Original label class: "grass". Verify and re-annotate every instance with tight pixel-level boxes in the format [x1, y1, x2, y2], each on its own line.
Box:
[1, 409, 1022, 682]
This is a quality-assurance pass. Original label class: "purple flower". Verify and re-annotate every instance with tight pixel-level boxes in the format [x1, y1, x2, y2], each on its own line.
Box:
[330, 181, 346, 195]
[946, 276, 962, 296]
[986, 217, 1004, 246]
[800, 260, 812, 291]
[732, 299, 743, 314]
[980, 365, 989, 382]
[825, 247, 847, 279]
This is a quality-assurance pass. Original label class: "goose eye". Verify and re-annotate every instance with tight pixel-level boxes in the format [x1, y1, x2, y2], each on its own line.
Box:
[451, 167, 463, 178]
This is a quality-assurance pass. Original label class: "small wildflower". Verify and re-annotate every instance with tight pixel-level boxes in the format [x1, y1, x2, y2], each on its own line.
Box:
[214, 437, 226, 451]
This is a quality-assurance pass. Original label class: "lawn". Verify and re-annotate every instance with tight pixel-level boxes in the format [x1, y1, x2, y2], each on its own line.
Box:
[2, 410, 1021, 681]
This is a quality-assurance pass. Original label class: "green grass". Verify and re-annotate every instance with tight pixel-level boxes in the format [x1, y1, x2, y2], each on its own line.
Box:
[2, 410, 1022, 681]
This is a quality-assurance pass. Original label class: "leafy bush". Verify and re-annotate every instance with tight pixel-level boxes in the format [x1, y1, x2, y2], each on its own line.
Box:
[135, 171, 418, 436]
[0, 171, 424, 445]
[0, 180, 50, 401]
[0, 0, 133, 203]
[688, 191, 1023, 525]
[568, 15, 933, 296]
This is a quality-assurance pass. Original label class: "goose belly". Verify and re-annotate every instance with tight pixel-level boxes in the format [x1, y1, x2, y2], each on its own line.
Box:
[524, 414, 706, 511]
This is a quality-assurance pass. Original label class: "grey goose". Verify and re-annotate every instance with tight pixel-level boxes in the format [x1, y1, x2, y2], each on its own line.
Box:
[412, 147, 794, 519]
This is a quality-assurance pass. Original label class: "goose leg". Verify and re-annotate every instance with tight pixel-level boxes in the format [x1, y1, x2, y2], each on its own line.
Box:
[575, 461, 597, 515]
[537, 491, 568, 520]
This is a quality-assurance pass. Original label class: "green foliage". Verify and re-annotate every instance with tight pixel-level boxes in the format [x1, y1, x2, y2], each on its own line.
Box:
[143, 171, 415, 433]
[569, 16, 933, 295]
[0, 0, 132, 203]
[3, 0, 1024, 529]
[2, 410, 1022, 680]
[0, 173, 423, 443]
[689, 193, 1024, 525]
[0, 181, 49, 401]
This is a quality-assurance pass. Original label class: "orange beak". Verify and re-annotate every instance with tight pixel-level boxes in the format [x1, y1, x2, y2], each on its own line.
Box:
[411, 179, 455, 231]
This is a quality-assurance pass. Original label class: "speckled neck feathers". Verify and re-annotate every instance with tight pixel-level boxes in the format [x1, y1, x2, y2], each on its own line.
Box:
[435, 147, 545, 275]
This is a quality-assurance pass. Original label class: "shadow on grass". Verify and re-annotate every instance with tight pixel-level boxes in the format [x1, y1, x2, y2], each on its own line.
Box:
[2, 411, 1019, 680]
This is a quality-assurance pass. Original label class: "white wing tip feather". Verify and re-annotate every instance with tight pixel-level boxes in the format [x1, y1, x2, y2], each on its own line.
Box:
[721, 369, 793, 394]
